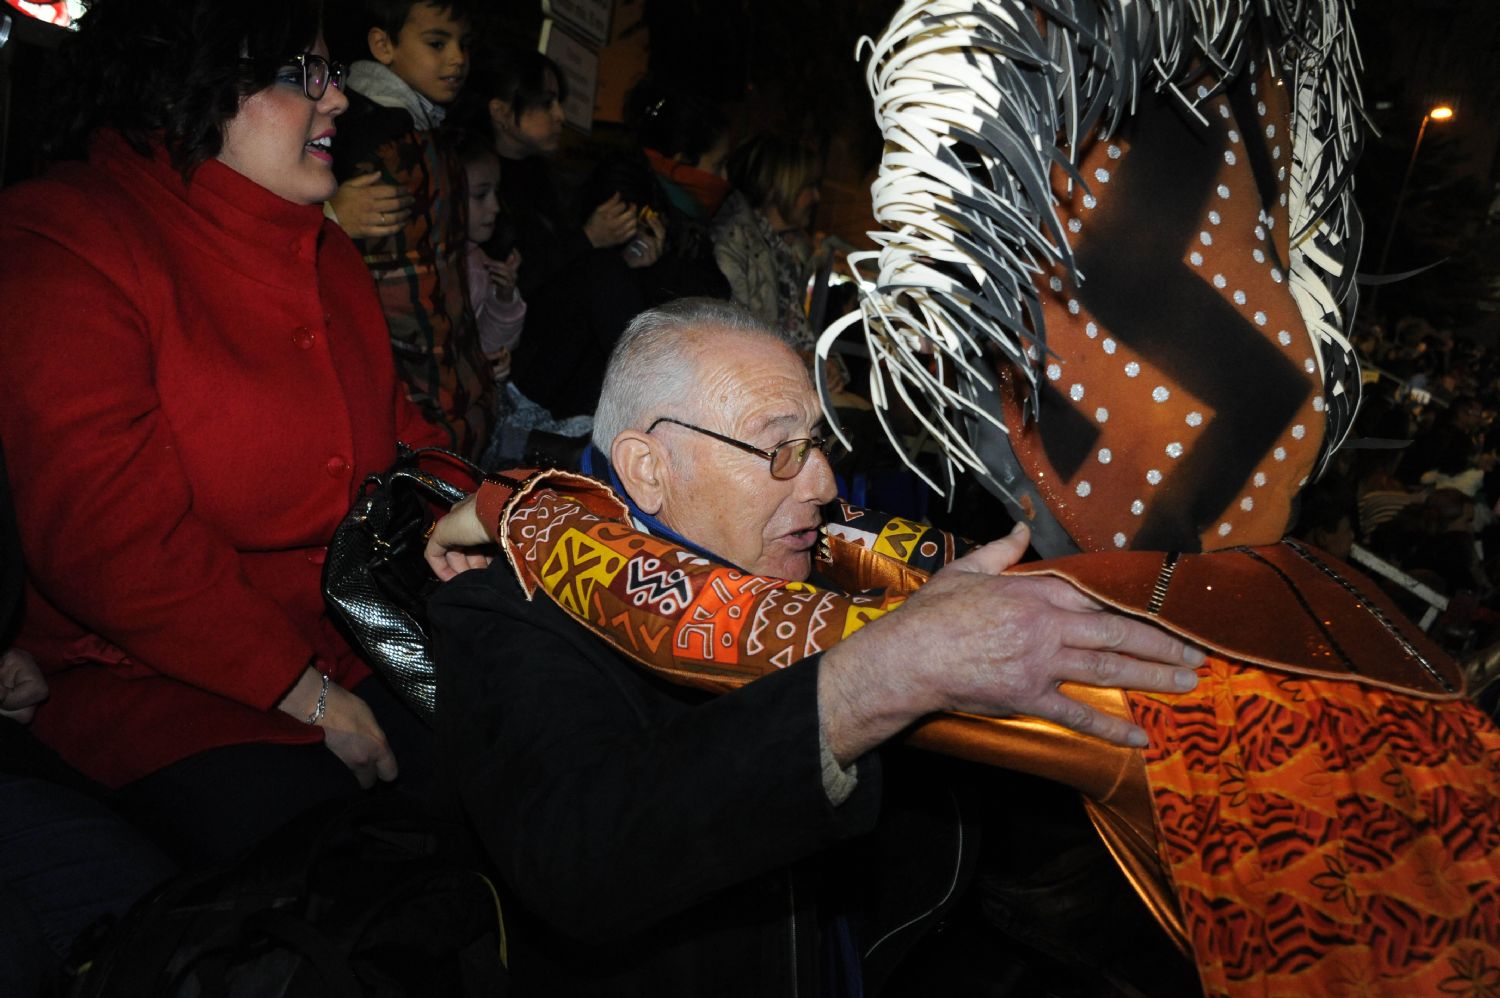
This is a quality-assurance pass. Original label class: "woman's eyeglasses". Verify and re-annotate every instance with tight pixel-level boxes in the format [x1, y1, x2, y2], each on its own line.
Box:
[280, 53, 345, 101]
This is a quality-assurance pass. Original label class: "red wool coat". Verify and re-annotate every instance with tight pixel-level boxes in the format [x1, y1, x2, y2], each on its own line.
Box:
[0, 133, 445, 787]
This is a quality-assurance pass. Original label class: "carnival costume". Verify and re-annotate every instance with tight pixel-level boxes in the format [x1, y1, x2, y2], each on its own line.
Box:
[453, 1, 1500, 993]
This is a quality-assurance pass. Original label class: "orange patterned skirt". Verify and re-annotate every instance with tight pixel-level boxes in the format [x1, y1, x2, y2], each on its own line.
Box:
[1133, 657, 1500, 996]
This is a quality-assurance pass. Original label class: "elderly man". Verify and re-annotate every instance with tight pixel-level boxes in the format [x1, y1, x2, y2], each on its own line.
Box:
[425, 298, 1201, 995]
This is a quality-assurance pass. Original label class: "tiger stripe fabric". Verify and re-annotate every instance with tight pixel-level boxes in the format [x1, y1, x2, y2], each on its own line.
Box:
[1134, 658, 1500, 996]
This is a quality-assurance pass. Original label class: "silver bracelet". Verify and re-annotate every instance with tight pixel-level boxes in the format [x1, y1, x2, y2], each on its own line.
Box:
[306, 672, 330, 725]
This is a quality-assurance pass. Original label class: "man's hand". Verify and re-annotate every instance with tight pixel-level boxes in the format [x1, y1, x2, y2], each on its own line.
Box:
[584, 193, 638, 249]
[0, 648, 48, 725]
[424, 493, 494, 581]
[818, 523, 1204, 764]
[328, 172, 414, 239]
[276, 666, 397, 789]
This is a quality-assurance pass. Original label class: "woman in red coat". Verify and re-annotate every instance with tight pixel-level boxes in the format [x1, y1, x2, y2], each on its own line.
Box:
[0, 0, 445, 863]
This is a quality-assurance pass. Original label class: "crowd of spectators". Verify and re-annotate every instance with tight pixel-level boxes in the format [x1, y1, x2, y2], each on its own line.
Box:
[0, 0, 895, 991]
[1295, 315, 1500, 679]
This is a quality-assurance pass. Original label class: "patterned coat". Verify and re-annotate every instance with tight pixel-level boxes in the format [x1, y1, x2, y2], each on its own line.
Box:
[335, 67, 493, 459]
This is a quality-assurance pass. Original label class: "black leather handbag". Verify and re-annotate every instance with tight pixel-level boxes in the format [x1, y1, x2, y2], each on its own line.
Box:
[322, 446, 480, 724]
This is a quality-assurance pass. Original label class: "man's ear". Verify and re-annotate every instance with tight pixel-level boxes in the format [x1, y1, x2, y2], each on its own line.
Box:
[367, 26, 397, 66]
[612, 431, 665, 516]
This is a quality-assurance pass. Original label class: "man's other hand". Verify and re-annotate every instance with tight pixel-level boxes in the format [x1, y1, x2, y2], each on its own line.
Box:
[819, 523, 1203, 764]
[0, 648, 48, 725]
[424, 493, 495, 581]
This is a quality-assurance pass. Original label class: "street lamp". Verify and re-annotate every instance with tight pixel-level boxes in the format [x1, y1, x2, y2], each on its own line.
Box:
[1366, 103, 1456, 324]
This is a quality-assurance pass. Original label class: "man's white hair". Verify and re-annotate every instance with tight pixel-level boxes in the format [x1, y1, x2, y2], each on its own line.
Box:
[592, 298, 789, 452]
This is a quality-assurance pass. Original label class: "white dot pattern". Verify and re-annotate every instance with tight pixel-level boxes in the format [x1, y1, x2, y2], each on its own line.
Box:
[1254, 311, 1267, 326]
[1131, 500, 1144, 515]
[1233, 290, 1247, 305]
[1224, 150, 1237, 166]
[1186, 411, 1203, 427]
[1067, 299, 1080, 315]
[1146, 470, 1162, 485]
[1190, 251, 1203, 266]
[1076, 481, 1092, 497]
[1103, 339, 1116, 355]
[1218, 522, 1232, 537]
[1095, 167, 1111, 183]
[1083, 194, 1097, 209]
[1125, 361, 1140, 377]
[1047, 363, 1061, 381]
[1217, 184, 1230, 199]
[1069, 383, 1084, 401]
[1200, 232, 1213, 246]
[1153, 386, 1170, 403]
[1240, 497, 1254, 511]
[1213, 274, 1227, 288]
[1095, 407, 1109, 423]
[1098, 448, 1112, 464]
[1086, 322, 1098, 338]
[1107, 144, 1122, 159]
[1114, 533, 1127, 548]
[1049, 276, 1063, 291]
[1277, 330, 1292, 345]
[1291, 424, 1305, 439]
[1166, 442, 1184, 458]
[1274, 447, 1286, 461]
[1254, 472, 1267, 487]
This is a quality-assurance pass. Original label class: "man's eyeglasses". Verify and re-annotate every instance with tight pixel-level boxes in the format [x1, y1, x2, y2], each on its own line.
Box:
[280, 53, 345, 101]
[647, 417, 840, 480]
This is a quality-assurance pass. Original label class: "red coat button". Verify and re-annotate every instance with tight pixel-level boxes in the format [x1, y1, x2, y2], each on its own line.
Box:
[292, 326, 315, 349]
[325, 456, 350, 478]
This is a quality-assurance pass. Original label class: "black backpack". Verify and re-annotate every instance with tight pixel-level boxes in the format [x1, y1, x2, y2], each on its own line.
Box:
[71, 792, 507, 997]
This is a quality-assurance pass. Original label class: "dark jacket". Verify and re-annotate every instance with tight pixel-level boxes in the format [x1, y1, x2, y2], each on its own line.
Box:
[430, 559, 969, 995]
[502, 151, 730, 418]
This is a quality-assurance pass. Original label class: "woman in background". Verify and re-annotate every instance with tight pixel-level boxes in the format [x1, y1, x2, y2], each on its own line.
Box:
[712, 134, 828, 372]
[0, 0, 443, 866]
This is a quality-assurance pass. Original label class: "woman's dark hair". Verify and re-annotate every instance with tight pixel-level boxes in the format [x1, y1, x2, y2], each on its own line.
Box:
[455, 48, 567, 132]
[453, 127, 498, 170]
[51, 0, 325, 180]
[627, 81, 726, 167]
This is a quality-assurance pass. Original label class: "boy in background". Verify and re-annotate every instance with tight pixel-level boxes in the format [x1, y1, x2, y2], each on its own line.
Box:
[331, 0, 492, 458]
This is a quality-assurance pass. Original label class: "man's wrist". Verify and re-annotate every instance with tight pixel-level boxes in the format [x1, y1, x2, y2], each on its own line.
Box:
[819, 726, 858, 806]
